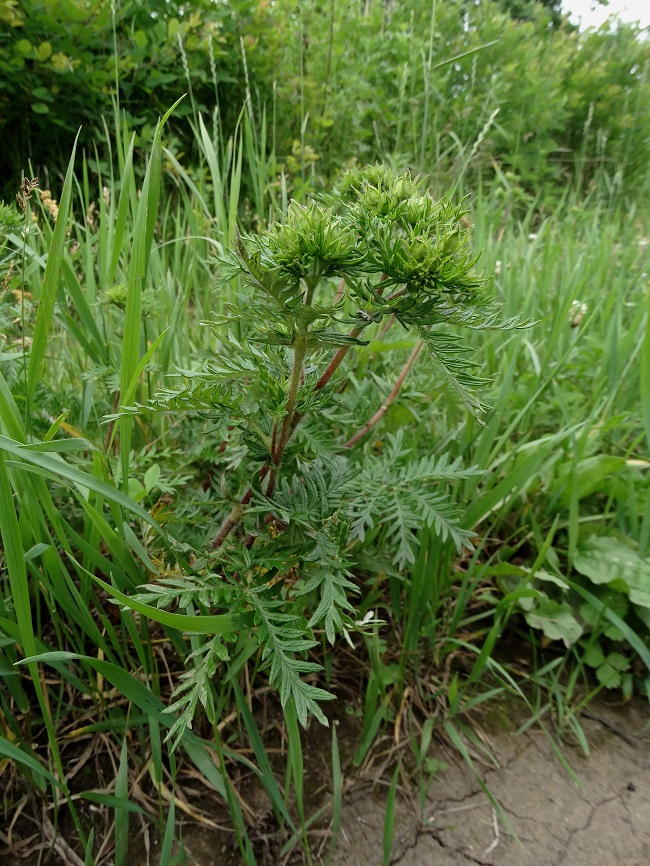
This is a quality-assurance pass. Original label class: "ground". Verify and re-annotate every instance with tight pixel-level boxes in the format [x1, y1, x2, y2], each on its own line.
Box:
[3, 699, 648, 865]
[331, 700, 650, 866]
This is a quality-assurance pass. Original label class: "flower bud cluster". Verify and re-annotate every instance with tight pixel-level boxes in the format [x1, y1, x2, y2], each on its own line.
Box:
[266, 201, 361, 279]
[233, 166, 483, 319]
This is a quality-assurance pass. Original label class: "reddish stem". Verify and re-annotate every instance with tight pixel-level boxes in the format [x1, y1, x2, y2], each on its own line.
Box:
[314, 326, 363, 392]
[209, 278, 399, 550]
[343, 340, 423, 449]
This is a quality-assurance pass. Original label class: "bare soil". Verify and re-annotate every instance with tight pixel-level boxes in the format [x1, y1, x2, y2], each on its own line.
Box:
[167, 698, 650, 866]
[330, 700, 650, 866]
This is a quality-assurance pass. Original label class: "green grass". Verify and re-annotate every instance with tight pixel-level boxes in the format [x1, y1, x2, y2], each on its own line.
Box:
[0, 100, 648, 865]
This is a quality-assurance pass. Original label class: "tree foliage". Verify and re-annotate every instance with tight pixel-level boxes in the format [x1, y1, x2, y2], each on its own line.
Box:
[1, 0, 649, 206]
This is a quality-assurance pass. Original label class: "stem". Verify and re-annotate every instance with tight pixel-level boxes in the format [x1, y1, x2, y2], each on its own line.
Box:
[378, 314, 395, 340]
[210, 466, 268, 550]
[384, 286, 408, 304]
[343, 340, 423, 449]
[210, 300, 311, 549]
[211, 503, 244, 549]
[270, 418, 279, 462]
[316, 277, 395, 390]
[275, 334, 308, 466]
[334, 275, 346, 304]
[315, 326, 362, 391]
[208, 276, 399, 550]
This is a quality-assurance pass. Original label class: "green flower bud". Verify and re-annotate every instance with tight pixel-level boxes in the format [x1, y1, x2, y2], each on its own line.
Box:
[267, 202, 361, 279]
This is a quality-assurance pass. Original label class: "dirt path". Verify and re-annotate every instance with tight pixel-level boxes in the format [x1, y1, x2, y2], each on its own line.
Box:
[332, 701, 650, 866]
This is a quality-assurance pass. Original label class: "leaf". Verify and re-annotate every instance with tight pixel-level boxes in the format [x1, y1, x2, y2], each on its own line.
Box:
[27, 131, 79, 404]
[581, 642, 605, 669]
[596, 661, 623, 688]
[17, 652, 228, 798]
[579, 591, 628, 626]
[566, 580, 650, 674]
[575, 536, 650, 609]
[553, 455, 627, 504]
[31, 86, 53, 102]
[419, 328, 489, 417]
[90, 574, 246, 635]
[642, 280, 650, 453]
[524, 599, 583, 646]
[50, 52, 71, 71]
[35, 41, 52, 61]
[14, 38, 32, 56]
[79, 792, 144, 814]
[144, 464, 161, 493]
[596, 653, 630, 689]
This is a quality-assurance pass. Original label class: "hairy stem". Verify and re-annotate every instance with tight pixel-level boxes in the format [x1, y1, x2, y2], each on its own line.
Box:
[210, 303, 311, 549]
[343, 340, 423, 449]
[211, 466, 268, 549]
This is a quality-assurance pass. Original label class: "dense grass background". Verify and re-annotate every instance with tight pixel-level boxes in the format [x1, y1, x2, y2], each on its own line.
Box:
[1, 1, 649, 864]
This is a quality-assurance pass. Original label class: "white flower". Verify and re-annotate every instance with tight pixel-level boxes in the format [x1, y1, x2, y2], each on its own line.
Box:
[528, 233, 538, 241]
[495, 260, 502, 275]
[569, 299, 588, 327]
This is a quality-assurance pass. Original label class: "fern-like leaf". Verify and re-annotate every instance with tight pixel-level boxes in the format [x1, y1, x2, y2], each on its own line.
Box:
[163, 636, 230, 752]
[248, 589, 334, 726]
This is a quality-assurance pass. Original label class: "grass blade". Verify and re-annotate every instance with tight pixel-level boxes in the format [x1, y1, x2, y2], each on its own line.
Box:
[382, 761, 400, 866]
[27, 131, 80, 407]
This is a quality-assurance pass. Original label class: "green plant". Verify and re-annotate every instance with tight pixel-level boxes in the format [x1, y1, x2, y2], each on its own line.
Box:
[113, 166, 525, 742]
[2, 79, 649, 863]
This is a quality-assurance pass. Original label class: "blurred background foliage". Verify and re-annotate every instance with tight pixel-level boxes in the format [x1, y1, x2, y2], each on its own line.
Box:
[1, 0, 648, 210]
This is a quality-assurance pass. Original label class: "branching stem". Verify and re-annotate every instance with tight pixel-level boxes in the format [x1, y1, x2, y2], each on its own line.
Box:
[210, 275, 403, 549]
[344, 340, 423, 449]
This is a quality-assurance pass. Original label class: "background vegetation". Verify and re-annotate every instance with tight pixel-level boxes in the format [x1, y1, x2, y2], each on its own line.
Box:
[2, 0, 649, 204]
[0, 0, 648, 864]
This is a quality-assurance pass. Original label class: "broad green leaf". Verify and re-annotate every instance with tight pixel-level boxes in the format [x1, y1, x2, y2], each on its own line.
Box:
[553, 455, 627, 504]
[575, 536, 650, 609]
[567, 581, 650, 673]
[524, 599, 583, 646]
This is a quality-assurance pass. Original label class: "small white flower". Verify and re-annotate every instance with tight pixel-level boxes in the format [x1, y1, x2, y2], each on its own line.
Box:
[343, 609, 385, 647]
[568, 299, 588, 327]
[494, 260, 502, 275]
[528, 233, 538, 241]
